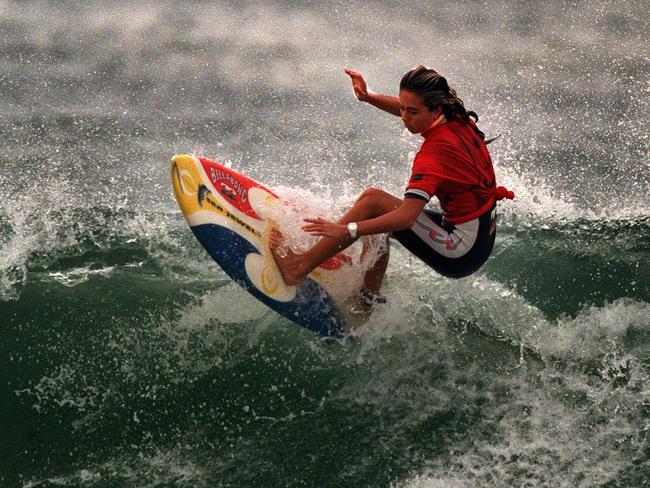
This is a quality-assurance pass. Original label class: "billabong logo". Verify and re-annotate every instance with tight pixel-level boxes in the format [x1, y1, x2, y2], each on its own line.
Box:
[209, 167, 248, 203]
[220, 183, 237, 201]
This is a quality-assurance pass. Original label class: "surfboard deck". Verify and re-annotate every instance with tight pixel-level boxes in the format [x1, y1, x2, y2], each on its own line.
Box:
[170, 154, 365, 336]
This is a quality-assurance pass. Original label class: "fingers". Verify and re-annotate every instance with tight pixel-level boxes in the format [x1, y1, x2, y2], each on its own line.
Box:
[343, 68, 368, 101]
[301, 217, 348, 239]
[302, 224, 326, 234]
[302, 218, 324, 233]
[304, 229, 336, 238]
[302, 218, 332, 228]
[304, 217, 337, 225]
[344, 67, 362, 80]
[302, 218, 333, 237]
[302, 223, 326, 236]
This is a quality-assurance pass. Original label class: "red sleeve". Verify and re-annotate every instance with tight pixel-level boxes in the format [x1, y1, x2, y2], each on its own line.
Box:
[404, 151, 442, 202]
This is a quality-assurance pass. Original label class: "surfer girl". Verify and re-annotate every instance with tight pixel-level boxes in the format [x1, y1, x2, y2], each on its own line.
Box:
[271, 66, 514, 306]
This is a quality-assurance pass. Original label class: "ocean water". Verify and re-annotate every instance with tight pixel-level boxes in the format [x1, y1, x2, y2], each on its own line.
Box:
[1, 1, 649, 486]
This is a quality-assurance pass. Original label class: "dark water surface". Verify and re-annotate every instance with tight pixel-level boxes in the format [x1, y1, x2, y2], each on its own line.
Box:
[1, 1, 649, 486]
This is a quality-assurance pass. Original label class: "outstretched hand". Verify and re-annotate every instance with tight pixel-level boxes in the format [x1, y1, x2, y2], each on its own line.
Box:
[302, 217, 349, 239]
[344, 68, 369, 102]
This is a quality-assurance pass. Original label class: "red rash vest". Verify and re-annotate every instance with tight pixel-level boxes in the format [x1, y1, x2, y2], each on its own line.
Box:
[404, 117, 513, 224]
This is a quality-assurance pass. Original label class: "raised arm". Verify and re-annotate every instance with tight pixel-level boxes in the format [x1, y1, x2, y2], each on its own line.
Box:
[344, 68, 401, 117]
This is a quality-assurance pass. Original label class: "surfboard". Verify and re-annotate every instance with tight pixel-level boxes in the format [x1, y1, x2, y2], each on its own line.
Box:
[170, 154, 365, 336]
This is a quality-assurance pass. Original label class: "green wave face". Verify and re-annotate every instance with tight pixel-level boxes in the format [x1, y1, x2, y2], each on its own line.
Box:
[2, 207, 648, 487]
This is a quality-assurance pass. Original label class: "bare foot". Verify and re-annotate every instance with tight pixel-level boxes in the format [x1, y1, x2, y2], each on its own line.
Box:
[268, 227, 306, 286]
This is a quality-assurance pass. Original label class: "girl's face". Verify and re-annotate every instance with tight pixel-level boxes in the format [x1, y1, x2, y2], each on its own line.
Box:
[399, 89, 442, 134]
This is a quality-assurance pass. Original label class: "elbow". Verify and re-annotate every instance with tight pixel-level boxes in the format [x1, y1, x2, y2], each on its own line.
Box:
[396, 198, 428, 231]
[406, 217, 418, 230]
[398, 206, 423, 231]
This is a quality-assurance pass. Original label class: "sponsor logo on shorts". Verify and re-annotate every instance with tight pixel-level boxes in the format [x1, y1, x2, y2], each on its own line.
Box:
[416, 221, 463, 250]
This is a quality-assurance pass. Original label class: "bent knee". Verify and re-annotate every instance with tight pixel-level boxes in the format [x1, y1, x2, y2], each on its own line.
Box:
[359, 187, 386, 197]
[357, 187, 395, 204]
[356, 187, 401, 215]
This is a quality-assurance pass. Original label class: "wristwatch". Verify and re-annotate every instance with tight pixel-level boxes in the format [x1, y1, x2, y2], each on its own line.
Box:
[347, 222, 358, 239]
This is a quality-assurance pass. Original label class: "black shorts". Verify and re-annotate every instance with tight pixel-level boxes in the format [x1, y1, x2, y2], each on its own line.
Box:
[391, 206, 497, 279]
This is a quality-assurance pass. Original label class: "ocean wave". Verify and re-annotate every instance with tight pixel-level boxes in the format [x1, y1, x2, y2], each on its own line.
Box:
[10, 262, 648, 487]
[1, 185, 647, 302]
[0, 200, 204, 300]
[337, 294, 649, 488]
[3, 1, 648, 486]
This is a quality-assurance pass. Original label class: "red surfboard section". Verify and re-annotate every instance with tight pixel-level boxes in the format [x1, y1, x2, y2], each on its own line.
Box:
[198, 156, 351, 272]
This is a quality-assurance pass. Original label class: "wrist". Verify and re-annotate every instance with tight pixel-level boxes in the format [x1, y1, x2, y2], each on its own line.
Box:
[347, 222, 359, 239]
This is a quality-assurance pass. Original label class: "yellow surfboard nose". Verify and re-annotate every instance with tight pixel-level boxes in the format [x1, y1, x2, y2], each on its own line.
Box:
[171, 154, 196, 168]
[171, 154, 205, 215]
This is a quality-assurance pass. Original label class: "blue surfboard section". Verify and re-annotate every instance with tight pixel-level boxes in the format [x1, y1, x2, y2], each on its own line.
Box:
[190, 223, 345, 336]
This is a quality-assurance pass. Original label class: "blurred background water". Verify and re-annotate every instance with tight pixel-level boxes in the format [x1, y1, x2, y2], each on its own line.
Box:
[1, 1, 648, 486]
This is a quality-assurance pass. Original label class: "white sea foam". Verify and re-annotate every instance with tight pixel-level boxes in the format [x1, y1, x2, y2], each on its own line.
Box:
[189, 283, 269, 325]
[557, 298, 647, 344]
[0, 174, 196, 300]
[46, 265, 116, 287]
[23, 447, 209, 487]
[0, 177, 76, 299]
[336, 265, 649, 487]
